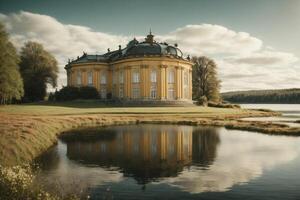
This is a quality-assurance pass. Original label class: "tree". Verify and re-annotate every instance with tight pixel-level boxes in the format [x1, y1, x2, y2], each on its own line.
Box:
[19, 42, 58, 102]
[0, 23, 24, 104]
[192, 56, 221, 103]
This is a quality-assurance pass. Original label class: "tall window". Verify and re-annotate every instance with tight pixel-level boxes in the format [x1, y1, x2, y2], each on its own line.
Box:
[119, 85, 124, 98]
[119, 70, 124, 98]
[168, 87, 175, 99]
[151, 70, 157, 83]
[132, 86, 140, 99]
[168, 69, 175, 99]
[150, 85, 157, 99]
[87, 71, 93, 86]
[150, 70, 157, 99]
[100, 72, 107, 99]
[77, 70, 82, 85]
[100, 72, 107, 84]
[132, 70, 140, 83]
[168, 69, 175, 83]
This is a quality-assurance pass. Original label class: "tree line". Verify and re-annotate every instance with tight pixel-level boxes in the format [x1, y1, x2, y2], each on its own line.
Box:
[0, 23, 58, 104]
[222, 88, 300, 104]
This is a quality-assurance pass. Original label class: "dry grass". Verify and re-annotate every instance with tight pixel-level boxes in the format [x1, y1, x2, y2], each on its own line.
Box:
[1, 102, 299, 167]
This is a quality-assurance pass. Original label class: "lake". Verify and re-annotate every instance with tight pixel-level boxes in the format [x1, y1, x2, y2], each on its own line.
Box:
[35, 124, 300, 200]
[241, 104, 300, 127]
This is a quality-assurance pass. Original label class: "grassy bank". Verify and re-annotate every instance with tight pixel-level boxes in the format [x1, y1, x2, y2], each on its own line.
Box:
[1, 101, 299, 166]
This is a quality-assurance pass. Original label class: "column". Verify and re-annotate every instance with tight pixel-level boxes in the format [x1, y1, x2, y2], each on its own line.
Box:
[189, 69, 193, 100]
[159, 65, 167, 99]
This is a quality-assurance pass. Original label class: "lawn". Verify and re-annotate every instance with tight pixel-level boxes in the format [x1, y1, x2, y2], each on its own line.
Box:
[1, 101, 296, 167]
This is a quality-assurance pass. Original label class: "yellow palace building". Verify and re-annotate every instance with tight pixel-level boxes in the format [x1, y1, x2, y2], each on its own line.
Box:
[65, 32, 193, 104]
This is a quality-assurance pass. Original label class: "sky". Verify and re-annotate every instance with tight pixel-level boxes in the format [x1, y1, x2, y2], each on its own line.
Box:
[0, 0, 299, 92]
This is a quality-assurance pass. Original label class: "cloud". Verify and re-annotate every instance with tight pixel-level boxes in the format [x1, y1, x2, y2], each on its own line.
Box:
[159, 24, 263, 56]
[226, 50, 298, 66]
[157, 128, 300, 193]
[0, 11, 299, 91]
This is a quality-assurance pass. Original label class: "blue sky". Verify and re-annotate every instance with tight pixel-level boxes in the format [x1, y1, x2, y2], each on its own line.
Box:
[0, 0, 299, 91]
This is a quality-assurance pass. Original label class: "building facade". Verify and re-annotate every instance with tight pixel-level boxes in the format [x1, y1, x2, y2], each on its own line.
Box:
[65, 32, 193, 103]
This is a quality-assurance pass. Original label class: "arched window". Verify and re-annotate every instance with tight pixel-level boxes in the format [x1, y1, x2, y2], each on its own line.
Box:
[77, 70, 82, 86]
[168, 69, 175, 99]
[151, 70, 157, 83]
[87, 71, 93, 86]
[100, 72, 107, 84]
[150, 70, 157, 99]
[119, 70, 124, 84]
[132, 70, 140, 83]
[100, 72, 107, 99]
[168, 69, 175, 83]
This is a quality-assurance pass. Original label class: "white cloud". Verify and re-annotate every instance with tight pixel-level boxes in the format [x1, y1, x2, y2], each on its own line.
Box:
[157, 128, 300, 193]
[0, 11, 299, 91]
[159, 24, 263, 56]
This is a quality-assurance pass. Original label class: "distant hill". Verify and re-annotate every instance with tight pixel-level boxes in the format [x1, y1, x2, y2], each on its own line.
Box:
[222, 88, 300, 104]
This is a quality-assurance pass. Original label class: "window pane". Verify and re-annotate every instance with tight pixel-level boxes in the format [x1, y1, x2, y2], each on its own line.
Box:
[150, 85, 157, 99]
[151, 70, 157, 83]
[77, 71, 82, 85]
[100, 73, 106, 84]
[168, 70, 175, 83]
[132, 71, 140, 83]
[119, 71, 124, 84]
[88, 71, 93, 85]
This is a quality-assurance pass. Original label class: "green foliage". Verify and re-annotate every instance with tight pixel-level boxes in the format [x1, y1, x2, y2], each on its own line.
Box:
[196, 96, 208, 106]
[54, 86, 99, 101]
[222, 88, 300, 103]
[19, 42, 58, 102]
[192, 56, 221, 103]
[79, 86, 99, 99]
[0, 23, 24, 104]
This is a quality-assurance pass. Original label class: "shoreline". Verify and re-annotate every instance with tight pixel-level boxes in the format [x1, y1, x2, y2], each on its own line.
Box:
[1, 104, 300, 166]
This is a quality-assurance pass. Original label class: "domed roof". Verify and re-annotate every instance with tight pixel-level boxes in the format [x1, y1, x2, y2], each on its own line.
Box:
[121, 32, 183, 58]
[66, 31, 188, 67]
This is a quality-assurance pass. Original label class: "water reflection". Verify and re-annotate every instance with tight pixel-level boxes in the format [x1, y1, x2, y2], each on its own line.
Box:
[62, 125, 220, 184]
[35, 125, 300, 199]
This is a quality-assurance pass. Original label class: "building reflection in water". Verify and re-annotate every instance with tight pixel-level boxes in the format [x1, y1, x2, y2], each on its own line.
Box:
[62, 125, 220, 184]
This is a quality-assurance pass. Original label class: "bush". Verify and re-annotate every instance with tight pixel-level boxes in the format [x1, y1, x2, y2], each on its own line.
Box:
[208, 101, 241, 108]
[79, 86, 99, 99]
[53, 86, 99, 101]
[196, 96, 208, 106]
[55, 86, 80, 101]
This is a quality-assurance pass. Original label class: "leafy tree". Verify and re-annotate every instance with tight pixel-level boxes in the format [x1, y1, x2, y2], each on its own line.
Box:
[192, 56, 221, 102]
[0, 23, 24, 104]
[19, 42, 58, 102]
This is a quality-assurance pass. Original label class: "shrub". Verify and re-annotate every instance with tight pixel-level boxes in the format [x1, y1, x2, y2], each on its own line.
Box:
[196, 96, 208, 106]
[79, 86, 99, 99]
[52, 86, 99, 101]
[55, 86, 80, 101]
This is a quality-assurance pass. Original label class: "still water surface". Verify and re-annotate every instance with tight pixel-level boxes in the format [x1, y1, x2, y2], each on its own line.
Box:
[36, 124, 300, 200]
[241, 104, 300, 127]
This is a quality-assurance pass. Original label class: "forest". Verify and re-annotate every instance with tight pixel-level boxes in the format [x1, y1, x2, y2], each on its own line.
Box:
[222, 88, 300, 104]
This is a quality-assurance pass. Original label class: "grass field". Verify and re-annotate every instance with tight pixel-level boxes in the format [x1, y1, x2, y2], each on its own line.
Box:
[0, 101, 299, 166]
